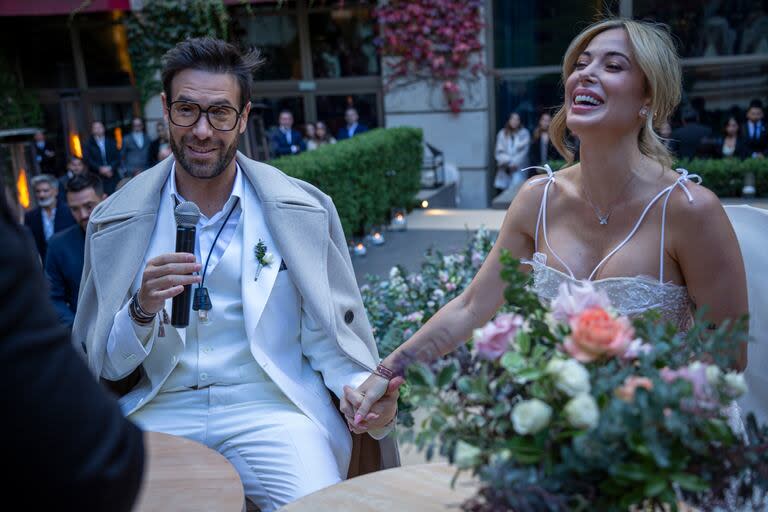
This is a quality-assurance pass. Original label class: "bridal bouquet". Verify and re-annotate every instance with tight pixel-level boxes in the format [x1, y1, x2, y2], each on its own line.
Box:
[406, 252, 768, 511]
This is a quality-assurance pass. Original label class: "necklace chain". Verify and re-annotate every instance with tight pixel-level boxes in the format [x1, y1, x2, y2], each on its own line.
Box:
[581, 172, 637, 226]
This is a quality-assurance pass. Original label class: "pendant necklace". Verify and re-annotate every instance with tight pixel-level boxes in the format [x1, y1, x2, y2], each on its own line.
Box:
[581, 171, 636, 226]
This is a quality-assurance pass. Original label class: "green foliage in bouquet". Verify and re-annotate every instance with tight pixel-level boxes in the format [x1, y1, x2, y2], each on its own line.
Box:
[405, 251, 767, 511]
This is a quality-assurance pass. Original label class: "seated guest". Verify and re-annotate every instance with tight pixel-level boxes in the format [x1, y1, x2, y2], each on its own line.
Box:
[336, 108, 368, 141]
[307, 121, 337, 150]
[270, 110, 305, 156]
[1, 184, 144, 511]
[494, 112, 530, 195]
[528, 112, 561, 167]
[46, 174, 107, 327]
[25, 174, 75, 263]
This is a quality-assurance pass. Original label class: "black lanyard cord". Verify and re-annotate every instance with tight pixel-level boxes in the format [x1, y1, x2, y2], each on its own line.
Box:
[199, 197, 240, 289]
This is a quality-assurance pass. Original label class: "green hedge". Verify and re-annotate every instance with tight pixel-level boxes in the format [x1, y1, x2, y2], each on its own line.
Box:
[549, 158, 768, 197]
[270, 127, 423, 237]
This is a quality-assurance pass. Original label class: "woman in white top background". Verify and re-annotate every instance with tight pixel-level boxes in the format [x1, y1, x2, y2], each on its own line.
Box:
[493, 111, 531, 195]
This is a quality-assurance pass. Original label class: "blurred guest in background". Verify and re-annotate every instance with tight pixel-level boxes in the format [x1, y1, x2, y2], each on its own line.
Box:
[271, 109, 305, 156]
[528, 112, 561, 167]
[121, 117, 151, 178]
[148, 120, 171, 167]
[671, 108, 711, 159]
[715, 116, 747, 159]
[59, 156, 87, 191]
[336, 107, 368, 141]
[46, 174, 106, 327]
[84, 121, 121, 195]
[744, 99, 767, 159]
[1, 185, 144, 512]
[33, 130, 57, 175]
[494, 111, 530, 195]
[24, 174, 75, 262]
[307, 121, 336, 151]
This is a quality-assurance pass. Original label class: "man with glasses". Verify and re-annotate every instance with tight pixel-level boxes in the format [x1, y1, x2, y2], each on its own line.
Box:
[73, 37, 399, 512]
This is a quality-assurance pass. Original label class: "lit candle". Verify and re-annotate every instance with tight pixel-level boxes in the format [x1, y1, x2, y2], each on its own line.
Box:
[371, 232, 385, 246]
[353, 242, 367, 257]
[391, 212, 407, 231]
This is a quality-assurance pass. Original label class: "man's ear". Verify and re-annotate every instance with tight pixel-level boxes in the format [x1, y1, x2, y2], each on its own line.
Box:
[239, 101, 252, 134]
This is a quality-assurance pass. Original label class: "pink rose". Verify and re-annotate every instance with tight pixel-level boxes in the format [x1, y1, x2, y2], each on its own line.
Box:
[474, 313, 524, 360]
[551, 281, 612, 323]
[564, 307, 634, 362]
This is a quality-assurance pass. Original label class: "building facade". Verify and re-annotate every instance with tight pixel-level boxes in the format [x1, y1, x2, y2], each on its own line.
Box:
[1, 0, 766, 208]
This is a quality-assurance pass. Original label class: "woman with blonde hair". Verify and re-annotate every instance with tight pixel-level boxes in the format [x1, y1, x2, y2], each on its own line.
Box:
[342, 18, 753, 428]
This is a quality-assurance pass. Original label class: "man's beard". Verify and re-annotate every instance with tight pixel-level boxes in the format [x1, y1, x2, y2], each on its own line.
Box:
[38, 196, 55, 208]
[170, 132, 240, 180]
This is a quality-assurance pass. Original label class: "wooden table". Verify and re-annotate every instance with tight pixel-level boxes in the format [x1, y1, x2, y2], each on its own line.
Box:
[279, 463, 478, 511]
[133, 431, 245, 512]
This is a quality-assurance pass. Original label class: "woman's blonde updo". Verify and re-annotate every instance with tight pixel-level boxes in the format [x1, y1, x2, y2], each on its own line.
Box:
[549, 19, 682, 169]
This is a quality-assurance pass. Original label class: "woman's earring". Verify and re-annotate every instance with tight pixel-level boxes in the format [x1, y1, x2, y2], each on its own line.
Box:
[639, 106, 649, 117]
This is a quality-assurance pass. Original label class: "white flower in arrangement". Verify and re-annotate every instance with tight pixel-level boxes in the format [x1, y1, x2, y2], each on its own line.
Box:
[262, 252, 275, 265]
[723, 372, 748, 398]
[564, 393, 600, 430]
[511, 399, 552, 435]
[705, 365, 723, 386]
[389, 267, 401, 279]
[546, 358, 591, 397]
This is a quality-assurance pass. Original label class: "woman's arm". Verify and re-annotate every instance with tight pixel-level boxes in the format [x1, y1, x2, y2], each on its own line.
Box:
[344, 182, 543, 424]
[670, 184, 748, 370]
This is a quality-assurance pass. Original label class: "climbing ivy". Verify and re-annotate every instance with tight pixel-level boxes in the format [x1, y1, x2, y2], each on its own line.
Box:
[0, 57, 42, 130]
[124, 0, 230, 106]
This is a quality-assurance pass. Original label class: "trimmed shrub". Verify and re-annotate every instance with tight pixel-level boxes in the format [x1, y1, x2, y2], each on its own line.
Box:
[549, 158, 768, 197]
[270, 127, 422, 237]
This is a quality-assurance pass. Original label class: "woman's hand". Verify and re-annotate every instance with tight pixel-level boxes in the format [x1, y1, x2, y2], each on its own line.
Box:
[340, 374, 404, 434]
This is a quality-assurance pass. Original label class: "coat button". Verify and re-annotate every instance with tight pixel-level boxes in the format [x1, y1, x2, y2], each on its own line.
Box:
[344, 310, 354, 324]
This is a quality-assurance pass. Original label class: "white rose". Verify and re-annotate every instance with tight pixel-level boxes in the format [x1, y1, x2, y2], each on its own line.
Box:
[262, 252, 275, 265]
[547, 358, 591, 397]
[511, 399, 552, 435]
[564, 393, 600, 430]
[705, 365, 722, 386]
[724, 372, 748, 398]
[453, 440, 482, 469]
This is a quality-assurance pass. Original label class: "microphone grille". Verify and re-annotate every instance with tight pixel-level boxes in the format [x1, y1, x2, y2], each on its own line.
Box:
[174, 201, 201, 227]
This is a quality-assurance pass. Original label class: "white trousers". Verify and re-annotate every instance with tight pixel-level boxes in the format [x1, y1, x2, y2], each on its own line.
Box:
[128, 382, 343, 511]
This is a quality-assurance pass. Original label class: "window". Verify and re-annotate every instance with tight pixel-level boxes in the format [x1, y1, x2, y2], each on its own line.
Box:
[634, 0, 768, 58]
[308, 6, 379, 78]
[493, 0, 620, 68]
[233, 9, 302, 80]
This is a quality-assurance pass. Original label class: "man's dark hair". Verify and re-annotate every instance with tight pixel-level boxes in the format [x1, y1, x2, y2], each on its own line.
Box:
[161, 37, 263, 111]
[681, 108, 699, 123]
[66, 174, 103, 197]
[748, 99, 764, 111]
[279, 109, 294, 117]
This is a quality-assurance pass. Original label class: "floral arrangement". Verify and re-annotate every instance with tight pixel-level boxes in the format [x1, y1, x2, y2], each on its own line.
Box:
[405, 252, 768, 511]
[374, 0, 485, 113]
[362, 227, 495, 359]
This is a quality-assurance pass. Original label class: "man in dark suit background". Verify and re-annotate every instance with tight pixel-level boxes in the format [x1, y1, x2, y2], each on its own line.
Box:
[671, 109, 712, 159]
[24, 174, 75, 263]
[33, 130, 57, 175]
[0, 182, 144, 511]
[744, 99, 767, 159]
[270, 109, 305, 156]
[336, 107, 368, 141]
[46, 174, 107, 327]
[84, 120, 121, 194]
[121, 117, 151, 177]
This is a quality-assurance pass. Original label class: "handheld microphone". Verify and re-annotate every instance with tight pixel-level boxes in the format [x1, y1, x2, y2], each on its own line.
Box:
[171, 201, 201, 328]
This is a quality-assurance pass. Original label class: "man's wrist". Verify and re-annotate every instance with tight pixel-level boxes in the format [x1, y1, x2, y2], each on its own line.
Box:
[129, 291, 155, 325]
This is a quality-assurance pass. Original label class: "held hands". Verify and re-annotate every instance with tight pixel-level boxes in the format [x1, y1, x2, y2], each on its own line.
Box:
[340, 374, 404, 434]
[137, 253, 201, 315]
[98, 166, 114, 178]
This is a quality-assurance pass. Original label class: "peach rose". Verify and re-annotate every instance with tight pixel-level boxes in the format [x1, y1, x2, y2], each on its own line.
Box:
[564, 307, 634, 362]
[615, 376, 653, 402]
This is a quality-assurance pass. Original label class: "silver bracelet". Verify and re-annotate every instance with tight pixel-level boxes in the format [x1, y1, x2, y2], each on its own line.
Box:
[129, 291, 155, 324]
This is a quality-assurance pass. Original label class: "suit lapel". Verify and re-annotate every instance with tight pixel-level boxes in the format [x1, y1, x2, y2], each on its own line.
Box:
[238, 154, 334, 335]
[241, 178, 282, 338]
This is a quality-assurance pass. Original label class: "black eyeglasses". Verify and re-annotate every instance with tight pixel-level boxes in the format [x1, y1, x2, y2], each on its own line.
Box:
[167, 101, 243, 132]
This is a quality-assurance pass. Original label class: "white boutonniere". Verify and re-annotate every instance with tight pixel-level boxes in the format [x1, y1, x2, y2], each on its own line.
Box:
[254, 240, 274, 281]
